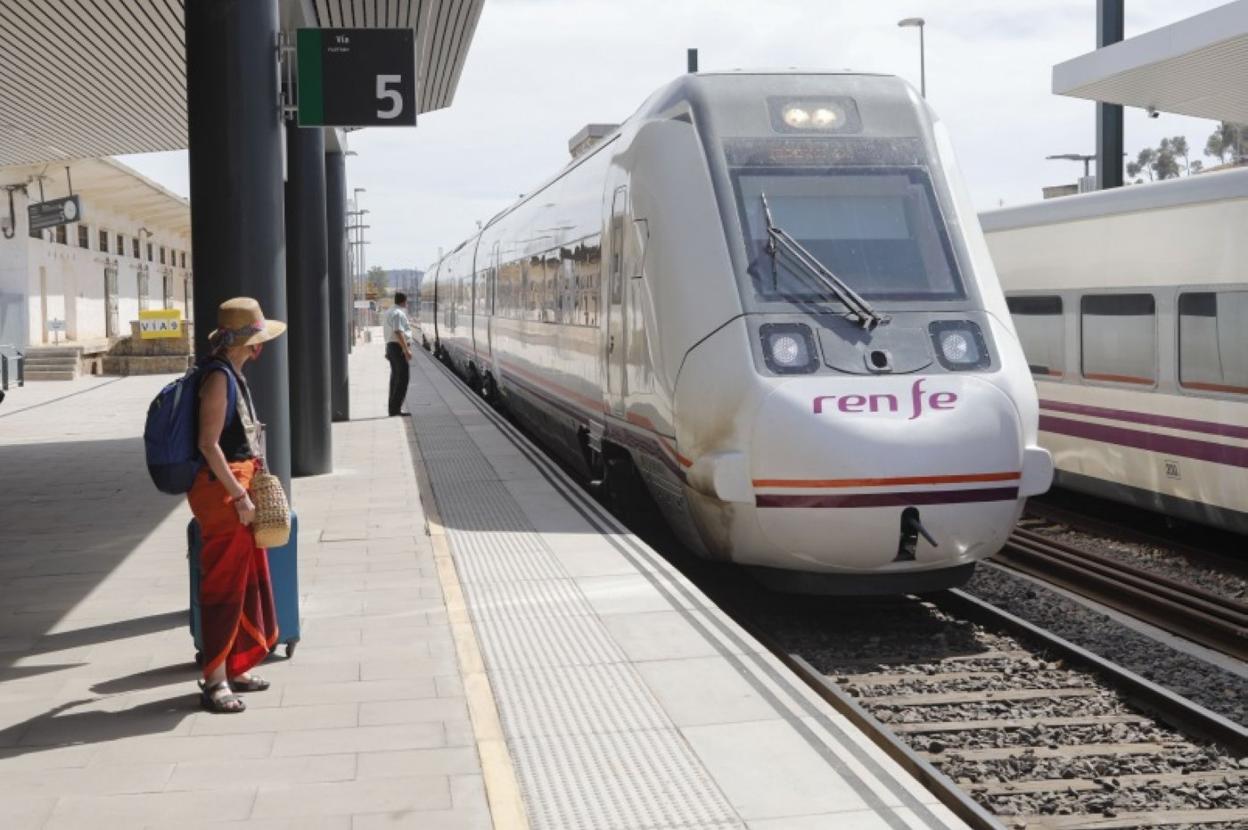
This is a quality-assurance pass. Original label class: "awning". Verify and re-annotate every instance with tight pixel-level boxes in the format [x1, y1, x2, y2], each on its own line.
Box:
[0, 157, 191, 236]
[1052, 0, 1248, 123]
[0, 0, 484, 167]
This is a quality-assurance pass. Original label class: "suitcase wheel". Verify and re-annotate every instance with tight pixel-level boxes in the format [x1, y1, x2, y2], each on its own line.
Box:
[285, 641, 297, 659]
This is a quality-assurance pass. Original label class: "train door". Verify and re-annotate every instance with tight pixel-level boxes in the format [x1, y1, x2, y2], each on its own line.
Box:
[606, 186, 627, 415]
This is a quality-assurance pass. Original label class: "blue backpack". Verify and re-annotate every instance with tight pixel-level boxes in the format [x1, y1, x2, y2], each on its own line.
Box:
[144, 359, 239, 494]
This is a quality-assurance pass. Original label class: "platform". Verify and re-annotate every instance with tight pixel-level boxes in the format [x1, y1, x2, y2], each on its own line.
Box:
[0, 337, 965, 829]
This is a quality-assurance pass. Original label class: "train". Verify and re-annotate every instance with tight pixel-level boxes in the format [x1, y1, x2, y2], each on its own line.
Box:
[416, 71, 1053, 594]
[982, 168, 1248, 536]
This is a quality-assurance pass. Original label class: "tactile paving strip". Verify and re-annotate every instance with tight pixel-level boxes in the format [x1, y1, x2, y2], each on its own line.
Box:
[411, 382, 742, 829]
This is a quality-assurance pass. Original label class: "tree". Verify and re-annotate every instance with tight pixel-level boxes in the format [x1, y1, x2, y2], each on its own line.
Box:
[366, 266, 389, 299]
[1204, 121, 1247, 166]
[1190, 159, 1204, 174]
[1152, 139, 1181, 180]
[1131, 147, 1156, 181]
[1170, 136, 1191, 174]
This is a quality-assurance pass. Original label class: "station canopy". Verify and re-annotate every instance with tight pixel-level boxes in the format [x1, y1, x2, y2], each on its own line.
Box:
[0, 0, 484, 167]
[1053, 0, 1248, 123]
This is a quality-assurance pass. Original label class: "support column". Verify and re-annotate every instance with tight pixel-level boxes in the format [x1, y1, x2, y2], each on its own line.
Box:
[286, 125, 332, 476]
[1096, 0, 1125, 190]
[325, 151, 350, 421]
[186, 0, 291, 492]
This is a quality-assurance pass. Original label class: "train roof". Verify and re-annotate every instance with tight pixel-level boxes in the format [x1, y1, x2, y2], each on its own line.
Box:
[979, 166, 1248, 233]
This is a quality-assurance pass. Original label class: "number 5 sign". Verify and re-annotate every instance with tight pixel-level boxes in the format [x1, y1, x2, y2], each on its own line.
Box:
[297, 29, 417, 127]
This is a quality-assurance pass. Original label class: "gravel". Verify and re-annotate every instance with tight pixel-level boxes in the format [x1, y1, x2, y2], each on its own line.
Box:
[757, 589, 1248, 824]
[965, 563, 1248, 726]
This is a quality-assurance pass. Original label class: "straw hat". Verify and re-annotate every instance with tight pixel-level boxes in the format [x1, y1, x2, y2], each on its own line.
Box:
[215, 297, 286, 347]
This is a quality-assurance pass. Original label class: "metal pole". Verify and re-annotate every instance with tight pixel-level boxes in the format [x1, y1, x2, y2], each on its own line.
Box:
[687, 48, 698, 73]
[285, 123, 332, 476]
[186, 0, 292, 493]
[919, 25, 926, 98]
[325, 151, 350, 421]
[1096, 0, 1125, 189]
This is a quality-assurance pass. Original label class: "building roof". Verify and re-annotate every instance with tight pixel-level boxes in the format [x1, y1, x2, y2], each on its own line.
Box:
[0, 0, 485, 167]
[0, 157, 191, 237]
[1052, 0, 1248, 122]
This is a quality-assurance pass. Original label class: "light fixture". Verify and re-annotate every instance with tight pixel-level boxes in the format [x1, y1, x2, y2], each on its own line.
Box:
[760, 323, 818, 374]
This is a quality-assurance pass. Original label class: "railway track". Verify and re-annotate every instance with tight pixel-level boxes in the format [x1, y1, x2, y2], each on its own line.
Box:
[746, 591, 1248, 830]
[993, 528, 1248, 662]
[1024, 498, 1247, 580]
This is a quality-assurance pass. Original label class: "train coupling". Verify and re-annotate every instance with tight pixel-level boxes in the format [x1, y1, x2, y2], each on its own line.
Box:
[895, 507, 938, 562]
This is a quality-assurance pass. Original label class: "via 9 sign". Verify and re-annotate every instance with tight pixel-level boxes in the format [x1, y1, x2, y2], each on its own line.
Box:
[297, 29, 417, 127]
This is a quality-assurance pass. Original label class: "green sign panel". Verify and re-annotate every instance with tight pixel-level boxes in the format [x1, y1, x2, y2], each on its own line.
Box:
[297, 28, 417, 128]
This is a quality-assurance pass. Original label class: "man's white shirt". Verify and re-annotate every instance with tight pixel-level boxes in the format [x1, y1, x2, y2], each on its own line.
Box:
[383, 305, 412, 348]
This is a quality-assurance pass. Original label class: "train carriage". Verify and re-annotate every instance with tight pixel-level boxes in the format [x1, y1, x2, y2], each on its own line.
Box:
[422, 71, 1053, 593]
[983, 169, 1248, 534]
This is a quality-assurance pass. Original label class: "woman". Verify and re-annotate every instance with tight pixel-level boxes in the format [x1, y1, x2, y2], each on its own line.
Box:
[190, 297, 286, 713]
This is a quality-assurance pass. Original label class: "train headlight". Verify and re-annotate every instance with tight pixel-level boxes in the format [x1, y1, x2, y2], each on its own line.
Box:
[760, 324, 819, 374]
[782, 106, 811, 128]
[929, 321, 991, 371]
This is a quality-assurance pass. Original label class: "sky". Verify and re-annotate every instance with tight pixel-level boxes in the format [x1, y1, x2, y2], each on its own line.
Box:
[118, 0, 1234, 272]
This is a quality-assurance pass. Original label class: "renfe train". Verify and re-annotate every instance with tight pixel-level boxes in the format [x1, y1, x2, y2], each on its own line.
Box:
[983, 168, 1248, 535]
[417, 71, 1053, 593]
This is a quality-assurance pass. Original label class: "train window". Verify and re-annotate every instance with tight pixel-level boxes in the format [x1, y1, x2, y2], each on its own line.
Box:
[1006, 295, 1064, 379]
[1080, 294, 1156, 386]
[733, 167, 964, 302]
[1179, 291, 1248, 395]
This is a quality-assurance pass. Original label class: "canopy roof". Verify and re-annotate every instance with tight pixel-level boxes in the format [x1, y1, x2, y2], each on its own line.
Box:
[0, 0, 484, 167]
[0, 157, 191, 237]
[1053, 0, 1248, 123]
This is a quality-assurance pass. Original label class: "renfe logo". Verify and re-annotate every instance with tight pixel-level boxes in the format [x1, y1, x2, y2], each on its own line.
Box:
[813, 379, 958, 421]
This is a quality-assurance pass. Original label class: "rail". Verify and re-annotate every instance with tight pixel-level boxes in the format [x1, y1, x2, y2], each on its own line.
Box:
[994, 528, 1248, 661]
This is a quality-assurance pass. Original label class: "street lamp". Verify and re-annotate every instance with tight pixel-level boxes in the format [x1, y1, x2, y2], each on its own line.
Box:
[898, 17, 926, 97]
[1046, 153, 1096, 178]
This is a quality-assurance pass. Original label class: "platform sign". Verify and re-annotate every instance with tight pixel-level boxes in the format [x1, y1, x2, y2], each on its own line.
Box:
[28, 196, 84, 232]
[138, 309, 183, 339]
[297, 29, 417, 127]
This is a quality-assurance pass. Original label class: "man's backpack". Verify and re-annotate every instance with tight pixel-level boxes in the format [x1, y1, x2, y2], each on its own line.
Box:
[144, 360, 238, 494]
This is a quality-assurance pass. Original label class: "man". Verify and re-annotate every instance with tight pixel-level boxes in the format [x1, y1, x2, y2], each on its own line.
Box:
[383, 292, 413, 416]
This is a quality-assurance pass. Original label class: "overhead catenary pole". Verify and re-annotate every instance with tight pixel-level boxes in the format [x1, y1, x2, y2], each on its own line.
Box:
[1096, 0, 1125, 189]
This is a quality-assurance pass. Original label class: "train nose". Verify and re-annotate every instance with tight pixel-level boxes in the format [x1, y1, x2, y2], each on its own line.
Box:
[746, 375, 1044, 571]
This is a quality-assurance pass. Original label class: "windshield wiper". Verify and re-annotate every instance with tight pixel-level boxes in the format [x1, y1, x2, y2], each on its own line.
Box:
[760, 192, 888, 330]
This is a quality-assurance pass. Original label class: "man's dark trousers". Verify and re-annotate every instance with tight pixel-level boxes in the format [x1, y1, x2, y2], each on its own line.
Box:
[386, 342, 409, 416]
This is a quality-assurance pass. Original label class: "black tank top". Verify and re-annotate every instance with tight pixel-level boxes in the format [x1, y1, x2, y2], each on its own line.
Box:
[204, 362, 258, 462]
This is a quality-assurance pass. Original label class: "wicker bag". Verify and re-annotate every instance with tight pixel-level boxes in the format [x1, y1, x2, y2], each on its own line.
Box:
[250, 468, 291, 548]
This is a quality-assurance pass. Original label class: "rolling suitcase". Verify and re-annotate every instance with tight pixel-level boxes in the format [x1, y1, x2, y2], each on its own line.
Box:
[188, 514, 301, 665]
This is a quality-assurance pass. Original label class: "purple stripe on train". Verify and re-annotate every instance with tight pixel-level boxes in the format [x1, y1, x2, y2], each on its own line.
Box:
[1039, 399, 1248, 441]
[1039, 415, 1248, 469]
[756, 487, 1020, 508]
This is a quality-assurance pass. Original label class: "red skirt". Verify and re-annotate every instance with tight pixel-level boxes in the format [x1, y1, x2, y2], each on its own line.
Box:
[187, 459, 279, 679]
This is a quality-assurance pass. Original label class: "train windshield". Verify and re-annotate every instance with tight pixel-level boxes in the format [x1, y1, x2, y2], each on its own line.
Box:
[732, 167, 965, 304]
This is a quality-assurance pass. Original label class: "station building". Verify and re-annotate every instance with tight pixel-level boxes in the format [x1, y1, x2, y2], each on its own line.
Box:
[0, 157, 191, 357]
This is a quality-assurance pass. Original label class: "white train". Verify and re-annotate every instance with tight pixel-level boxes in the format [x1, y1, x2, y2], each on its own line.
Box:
[418, 71, 1052, 593]
[982, 168, 1248, 535]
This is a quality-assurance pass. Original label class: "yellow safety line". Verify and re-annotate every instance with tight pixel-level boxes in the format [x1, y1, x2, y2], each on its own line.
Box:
[408, 419, 530, 830]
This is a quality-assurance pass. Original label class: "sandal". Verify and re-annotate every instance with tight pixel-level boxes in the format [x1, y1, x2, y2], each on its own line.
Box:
[199, 680, 246, 714]
[229, 674, 271, 693]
